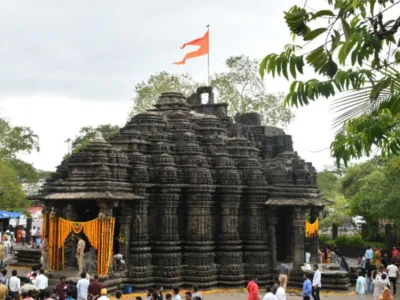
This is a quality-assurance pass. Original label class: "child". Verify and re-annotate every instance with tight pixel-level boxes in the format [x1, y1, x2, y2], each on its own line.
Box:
[115, 290, 122, 300]
[356, 271, 366, 300]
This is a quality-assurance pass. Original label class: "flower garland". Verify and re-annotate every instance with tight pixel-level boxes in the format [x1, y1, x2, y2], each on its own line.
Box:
[47, 215, 115, 275]
[305, 218, 319, 238]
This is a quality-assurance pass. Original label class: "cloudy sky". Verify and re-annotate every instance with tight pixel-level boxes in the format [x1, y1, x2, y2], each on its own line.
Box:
[1, 0, 338, 172]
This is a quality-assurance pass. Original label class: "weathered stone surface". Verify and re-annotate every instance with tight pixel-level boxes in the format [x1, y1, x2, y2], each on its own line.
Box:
[34, 87, 323, 289]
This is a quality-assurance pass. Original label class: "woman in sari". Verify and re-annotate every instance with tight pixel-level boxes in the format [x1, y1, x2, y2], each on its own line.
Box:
[247, 277, 260, 300]
[374, 248, 382, 269]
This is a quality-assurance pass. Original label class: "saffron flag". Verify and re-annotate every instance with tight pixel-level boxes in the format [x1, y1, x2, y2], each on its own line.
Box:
[173, 29, 209, 65]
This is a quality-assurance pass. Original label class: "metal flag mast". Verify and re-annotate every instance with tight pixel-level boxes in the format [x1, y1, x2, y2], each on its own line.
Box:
[207, 24, 210, 86]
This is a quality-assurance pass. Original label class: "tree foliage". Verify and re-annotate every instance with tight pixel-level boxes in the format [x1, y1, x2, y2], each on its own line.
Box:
[69, 124, 121, 154]
[0, 117, 41, 210]
[212, 55, 294, 126]
[260, 0, 400, 166]
[130, 71, 199, 116]
[130, 56, 294, 126]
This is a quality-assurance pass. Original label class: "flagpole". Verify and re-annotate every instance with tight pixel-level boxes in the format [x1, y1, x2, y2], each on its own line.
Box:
[207, 24, 210, 86]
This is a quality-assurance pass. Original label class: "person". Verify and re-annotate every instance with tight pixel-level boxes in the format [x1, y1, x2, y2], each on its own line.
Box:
[76, 236, 86, 275]
[301, 273, 312, 300]
[373, 273, 389, 300]
[0, 279, 8, 300]
[386, 262, 399, 295]
[65, 290, 75, 300]
[68, 280, 78, 300]
[270, 278, 278, 295]
[279, 263, 290, 290]
[172, 287, 181, 300]
[356, 271, 366, 300]
[21, 277, 37, 296]
[374, 248, 382, 269]
[115, 291, 122, 300]
[382, 253, 391, 269]
[247, 277, 259, 300]
[358, 254, 366, 276]
[9, 269, 21, 300]
[392, 247, 399, 261]
[302, 264, 312, 271]
[184, 291, 191, 300]
[366, 246, 374, 261]
[3, 239, 11, 259]
[54, 276, 68, 300]
[27, 266, 38, 281]
[274, 280, 285, 300]
[340, 256, 350, 272]
[136, 297, 143, 300]
[0, 270, 7, 286]
[30, 227, 37, 246]
[192, 286, 202, 300]
[44, 290, 54, 300]
[31, 273, 38, 286]
[76, 272, 89, 300]
[318, 248, 323, 263]
[88, 275, 103, 300]
[165, 295, 172, 300]
[193, 298, 201, 300]
[366, 259, 377, 294]
[41, 235, 49, 271]
[146, 288, 154, 300]
[262, 287, 276, 300]
[22, 228, 26, 246]
[379, 287, 394, 300]
[155, 286, 163, 300]
[0, 242, 4, 268]
[35, 269, 48, 300]
[312, 264, 321, 300]
[305, 250, 311, 264]
[97, 289, 108, 300]
[21, 291, 34, 300]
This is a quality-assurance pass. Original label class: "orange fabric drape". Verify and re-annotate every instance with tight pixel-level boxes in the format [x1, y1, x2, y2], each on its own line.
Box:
[48, 216, 115, 275]
[173, 29, 209, 65]
[305, 218, 319, 238]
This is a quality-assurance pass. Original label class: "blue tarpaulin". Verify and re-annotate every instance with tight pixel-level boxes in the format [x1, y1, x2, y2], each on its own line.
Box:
[0, 210, 22, 219]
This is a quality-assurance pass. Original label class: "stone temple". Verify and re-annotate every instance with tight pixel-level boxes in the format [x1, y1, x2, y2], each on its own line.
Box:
[34, 87, 326, 288]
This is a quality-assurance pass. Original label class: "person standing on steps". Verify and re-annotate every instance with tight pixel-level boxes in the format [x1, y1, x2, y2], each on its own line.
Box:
[76, 236, 86, 275]
[356, 270, 366, 300]
[279, 263, 290, 290]
[386, 262, 399, 295]
[312, 264, 321, 300]
[41, 235, 49, 271]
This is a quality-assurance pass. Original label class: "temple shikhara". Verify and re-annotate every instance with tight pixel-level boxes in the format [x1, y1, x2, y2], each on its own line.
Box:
[32, 87, 327, 288]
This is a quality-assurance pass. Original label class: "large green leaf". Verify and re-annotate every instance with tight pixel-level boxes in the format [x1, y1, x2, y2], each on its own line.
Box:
[304, 28, 328, 41]
[341, 18, 352, 39]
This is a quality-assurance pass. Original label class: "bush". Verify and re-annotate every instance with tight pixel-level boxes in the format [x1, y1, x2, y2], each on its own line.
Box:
[335, 235, 364, 247]
[319, 234, 335, 246]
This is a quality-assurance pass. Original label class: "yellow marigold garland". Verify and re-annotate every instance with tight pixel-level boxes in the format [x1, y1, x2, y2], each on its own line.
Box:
[305, 218, 319, 238]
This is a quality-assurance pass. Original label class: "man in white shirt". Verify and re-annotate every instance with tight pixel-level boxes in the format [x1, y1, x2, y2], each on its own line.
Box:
[8, 269, 21, 300]
[30, 227, 37, 246]
[312, 264, 321, 300]
[305, 250, 311, 264]
[274, 280, 286, 300]
[35, 269, 48, 300]
[77, 272, 90, 300]
[263, 286, 277, 300]
[387, 263, 399, 295]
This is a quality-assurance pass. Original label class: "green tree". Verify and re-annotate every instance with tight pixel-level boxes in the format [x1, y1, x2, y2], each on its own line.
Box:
[259, 0, 400, 166]
[130, 71, 199, 116]
[68, 124, 120, 154]
[212, 55, 294, 126]
[0, 161, 27, 210]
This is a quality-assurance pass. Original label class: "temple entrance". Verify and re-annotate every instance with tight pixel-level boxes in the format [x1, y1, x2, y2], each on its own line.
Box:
[276, 207, 294, 262]
[74, 201, 99, 222]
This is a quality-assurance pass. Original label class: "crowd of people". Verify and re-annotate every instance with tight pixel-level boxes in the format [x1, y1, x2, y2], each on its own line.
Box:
[356, 246, 399, 300]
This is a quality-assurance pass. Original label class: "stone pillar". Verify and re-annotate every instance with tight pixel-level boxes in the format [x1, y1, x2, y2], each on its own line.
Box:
[266, 207, 278, 269]
[129, 198, 152, 288]
[184, 184, 217, 288]
[152, 185, 183, 287]
[332, 224, 338, 240]
[293, 207, 306, 270]
[310, 207, 320, 263]
[285, 210, 294, 262]
[117, 202, 133, 264]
